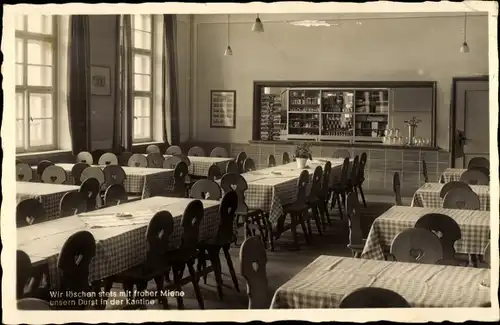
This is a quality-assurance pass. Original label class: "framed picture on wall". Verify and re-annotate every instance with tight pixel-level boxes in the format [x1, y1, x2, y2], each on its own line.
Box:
[210, 90, 236, 128]
[90, 65, 111, 96]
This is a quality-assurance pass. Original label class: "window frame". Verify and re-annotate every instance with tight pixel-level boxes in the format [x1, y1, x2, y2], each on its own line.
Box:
[15, 15, 58, 153]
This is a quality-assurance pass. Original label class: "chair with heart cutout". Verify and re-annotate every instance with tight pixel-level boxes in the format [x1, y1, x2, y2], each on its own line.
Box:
[76, 151, 93, 165]
[80, 166, 105, 189]
[460, 169, 489, 185]
[346, 191, 366, 258]
[225, 160, 239, 174]
[306, 165, 325, 236]
[79, 177, 101, 211]
[390, 228, 443, 264]
[239, 236, 270, 309]
[173, 153, 191, 168]
[147, 152, 165, 168]
[163, 155, 182, 169]
[346, 155, 359, 194]
[104, 184, 128, 207]
[207, 164, 223, 181]
[267, 154, 276, 167]
[468, 166, 490, 179]
[236, 152, 247, 174]
[339, 287, 410, 308]
[190, 179, 222, 200]
[16, 199, 47, 228]
[16, 163, 34, 182]
[170, 161, 188, 197]
[98, 152, 119, 166]
[317, 161, 332, 227]
[468, 157, 490, 170]
[71, 162, 90, 186]
[330, 157, 350, 220]
[128, 153, 147, 167]
[439, 181, 472, 198]
[282, 152, 291, 164]
[103, 165, 127, 187]
[36, 160, 54, 178]
[41, 165, 67, 184]
[393, 172, 403, 206]
[146, 144, 161, 154]
[243, 157, 256, 172]
[443, 187, 480, 210]
[188, 146, 206, 157]
[17, 250, 49, 301]
[332, 149, 350, 159]
[210, 147, 229, 158]
[59, 191, 88, 218]
[354, 152, 368, 208]
[166, 145, 182, 155]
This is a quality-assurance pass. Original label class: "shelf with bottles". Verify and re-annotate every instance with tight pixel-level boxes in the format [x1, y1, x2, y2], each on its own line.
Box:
[289, 89, 321, 108]
[354, 89, 389, 114]
[354, 119, 388, 139]
[321, 90, 354, 113]
[321, 113, 354, 137]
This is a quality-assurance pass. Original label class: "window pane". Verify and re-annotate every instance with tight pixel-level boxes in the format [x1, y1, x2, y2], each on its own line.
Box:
[16, 64, 24, 86]
[134, 96, 151, 117]
[134, 117, 151, 139]
[27, 40, 53, 65]
[27, 15, 53, 35]
[16, 120, 24, 148]
[134, 74, 151, 92]
[29, 118, 53, 147]
[133, 30, 151, 50]
[134, 15, 152, 32]
[134, 54, 151, 74]
[29, 93, 53, 118]
[27, 65, 52, 86]
[16, 92, 24, 119]
[16, 38, 24, 63]
[16, 15, 25, 31]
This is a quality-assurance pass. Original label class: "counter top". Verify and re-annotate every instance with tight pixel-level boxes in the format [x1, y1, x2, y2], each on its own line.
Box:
[249, 140, 441, 151]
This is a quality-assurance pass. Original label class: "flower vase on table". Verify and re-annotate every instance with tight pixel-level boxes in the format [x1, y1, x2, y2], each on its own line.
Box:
[294, 142, 312, 169]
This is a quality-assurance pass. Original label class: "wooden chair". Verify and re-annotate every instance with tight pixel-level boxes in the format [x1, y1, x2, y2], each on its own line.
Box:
[236, 152, 248, 174]
[190, 179, 222, 200]
[339, 287, 410, 308]
[103, 165, 127, 187]
[91, 149, 105, 165]
[79, 178, 101, 211]
[17, 250, 34, 299]
[306, 166, 325, 236]
[347, 155, 359, 194]
[146, 144, 161, 154]
[71, 163, 90, 186]
[197, 191, 240, 300]
[390, 228, 443, 264]
[346, 192, 366, 258]
[468, 166, 490, 179]
[460, 169, 489, 185]
[171, 161, 188, 197]
[56, 231, 96, 310]
[173, 153, 191, 168]
[393, 172, 403, 206]
[317, 161, 332, 227]
[330, 157, 350, 219]
[16, 163, 34, 182]
[225, 160, 239, 174]
[17, 298, 52, 310]
[166, 145, 182, 155]
[267, 154, 276, 167]
[443, 187, 480, 210]
[128, 153, 148, 167]
[282, 152, 290, 164]
[80, 166, 105, 188]
[439, 181, 472, 198]
[16, 199, 46, 227]
[188, 146, 205, 157]
[354, 152, 368, 207]
[119, 151, 134, 166]
[104, 184, 128, 206]
[41, 165, 67, 184]
[59, 191, 88, 217]
[421, 159, 429, 183]
[163, 155, 182, 169]
[333, 149, 350, 159]
[239, 236, 270, 309]
[207, 164, 222, 181]
[210, 147, 229, 158]
[98, 152, 119, 166]
[243, 157, 256, 172]
[76, 151, 93, 164]
[147, 152, 165, 168]
[36, 160, 54, 177]
[468, 157, 489, 170]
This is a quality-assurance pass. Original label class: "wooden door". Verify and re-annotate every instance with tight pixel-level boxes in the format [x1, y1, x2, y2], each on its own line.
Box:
[452, 77, 489, 168]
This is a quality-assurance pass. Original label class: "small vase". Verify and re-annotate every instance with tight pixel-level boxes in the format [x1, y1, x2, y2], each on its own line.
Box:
[296, 158, 307, 169]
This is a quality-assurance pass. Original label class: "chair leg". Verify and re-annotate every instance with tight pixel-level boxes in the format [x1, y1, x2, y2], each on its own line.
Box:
[358, 185, 367, 208]
[290, 213, 300, 250]
[171, 265, 185, 310]
[153, 275, 168, 309]
[186, 260, 205, 309]
[197, 248, 208, 284]
[311, 205, 323, 235]
[300, 212, 312, 244]
[222, 244, 240, 292]
[336, 193, 344, 219]
[208, 248, 224, 301]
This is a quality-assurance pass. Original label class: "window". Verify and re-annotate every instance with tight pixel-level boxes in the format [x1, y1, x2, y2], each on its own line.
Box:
[15, 15, 58, 152]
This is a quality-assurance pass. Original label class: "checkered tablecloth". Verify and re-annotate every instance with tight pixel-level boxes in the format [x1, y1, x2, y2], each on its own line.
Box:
[16, 181, 81, 220]
[162, 155, 233, 177]
[31, 164, 174, 198]
[17, 197, 221, 289]
[361, 206, 490, 260]
[440, 168, 468, 183]
[270, 255, 490, 308]
[411, 182, 490, 211]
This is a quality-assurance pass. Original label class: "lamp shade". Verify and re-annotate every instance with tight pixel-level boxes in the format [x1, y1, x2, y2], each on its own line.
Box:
[224, 45, 233, 56]
[460, 41, 470, 53]
[252, 17, 264, 32]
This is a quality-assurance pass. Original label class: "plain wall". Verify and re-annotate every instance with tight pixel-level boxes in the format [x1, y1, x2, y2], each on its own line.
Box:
[191, 13, 489, 150]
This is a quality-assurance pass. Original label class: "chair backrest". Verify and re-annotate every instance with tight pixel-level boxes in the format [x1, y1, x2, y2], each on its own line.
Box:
[179, 200, 204, 251]
[414, 213, 462, 260]
[172, 162, 188, 197]
[357, 152, 367, 183]
[80, 166, 105, 187]
[41, 165, 67, 184]
[443, 187, 480, 210]
[483, 242, 490, 266]
[173, 153, 191, 167]
[282, 152, 290, 164]
[239, 236, 269, 309]
[267, 154, 276, 167]
[439, 181, 472, 198]
[243, 157, 256, 172]
[190, 179, 222, 200]
[339, 287, 410, 308]
[103, 165, 127, 187]
[16, 163, 34, 182]
[309, 166, 323, 201]
[59, 191, 88, 217]
[349, 155, 359, 185]
[71, 163, 90, 186]
[220, 172, 249, 214]
[236, 152, 248, 173]
[166, 145, 182, 155]
[17, 298, 52, 310]
[188, 146, 205, 157]
[393, 172, 403, 206]
[339, 157, 350, 186]
[210, 147, 229, 158]
[390, 228, 443, 264]
[147, 152, 165, 168]
[468, 157, 489, 170]
[17, 250, 32, 299]
[37, 160, 54, 176]
[119, 151, 134, 166]
[146, 144, 161, 154]
[163, 155, 183, 169]
[333, 149, 350, 159]
[459, 169, 489, 185]
[216, 191, 238, 244]
[104, 184, 128, 206]
[295, 170, 310, 205]
[79, 178, 100, 211]
[225, 160, 239, 174]
[76, 151, 93, 164]
[346, 192, 363, 246]
[207, 164, 223, 181]
[98, 152, 119, 166]
[421, 160, 429, 183]
[128, 153, 148, 167]
[16, 199, 46, 227]
[145, 211, 174, 260]
[321, 161, 332, 197]
[468, 166, 490, 179]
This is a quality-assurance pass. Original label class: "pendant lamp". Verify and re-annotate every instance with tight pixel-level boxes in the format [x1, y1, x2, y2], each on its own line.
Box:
[224, 14, 233, 56]
[252, 14, 264, 32]
[460, 13, 470, 53]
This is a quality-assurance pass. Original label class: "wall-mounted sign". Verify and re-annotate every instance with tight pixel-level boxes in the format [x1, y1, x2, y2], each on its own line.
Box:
[90, 65, 111, 96]
[210, 90, 236, 128]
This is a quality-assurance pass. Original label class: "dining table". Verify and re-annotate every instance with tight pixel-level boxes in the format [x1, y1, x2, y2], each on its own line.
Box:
[162, 155, 234, 177]
[411, 182, 490, 211]
[440, 168, 469, 183]
[270, 255, 491, 308]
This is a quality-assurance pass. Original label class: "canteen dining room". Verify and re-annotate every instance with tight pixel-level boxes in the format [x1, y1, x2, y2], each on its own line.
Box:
[3, 3, 498, 322]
